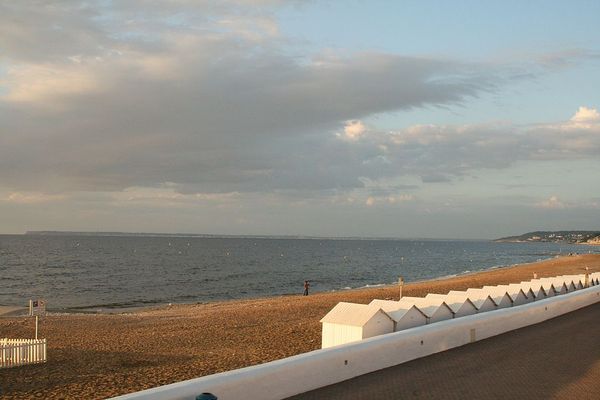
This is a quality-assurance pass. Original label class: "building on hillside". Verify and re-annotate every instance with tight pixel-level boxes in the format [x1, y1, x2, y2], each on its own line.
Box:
[320, 302, 394, 349]
[369, 299, 428, 331]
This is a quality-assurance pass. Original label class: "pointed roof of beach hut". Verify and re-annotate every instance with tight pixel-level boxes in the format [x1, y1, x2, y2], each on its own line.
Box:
[369, 299, 428, 321]
[564, 274, 584, 289]
[520, 281, 546, 299]
[476, 287, 513, 307]
[320, 302, 393, 326]
[507, 283, 535, 301]
[491, 285, 527, 303]
[560, 275, 577, 291]
[530, 278, 557, 294]
[548, 277, 569, 293]
[425, 293, 477, 315]
[453, 289, 496, 310]
[397, 296, 454, 319]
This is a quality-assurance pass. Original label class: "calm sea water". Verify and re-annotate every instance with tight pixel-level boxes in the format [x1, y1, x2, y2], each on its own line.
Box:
[1, 234, 596, 311]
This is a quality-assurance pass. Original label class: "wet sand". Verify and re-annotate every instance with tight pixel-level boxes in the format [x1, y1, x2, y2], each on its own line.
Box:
[1, 254, 599, 399]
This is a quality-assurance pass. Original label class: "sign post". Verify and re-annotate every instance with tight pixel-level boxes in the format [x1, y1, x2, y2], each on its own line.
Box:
[398, 276, 405, 300]
[29, 299, 46, 339]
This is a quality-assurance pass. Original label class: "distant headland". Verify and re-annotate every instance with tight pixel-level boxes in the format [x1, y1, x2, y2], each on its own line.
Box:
[495, 231, 600, 244]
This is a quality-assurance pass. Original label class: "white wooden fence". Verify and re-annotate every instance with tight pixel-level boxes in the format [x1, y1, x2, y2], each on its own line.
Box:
[1, 338, 47, 368]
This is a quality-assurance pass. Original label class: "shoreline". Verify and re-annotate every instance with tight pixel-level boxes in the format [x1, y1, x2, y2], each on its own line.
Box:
[3, 253, 575, 316]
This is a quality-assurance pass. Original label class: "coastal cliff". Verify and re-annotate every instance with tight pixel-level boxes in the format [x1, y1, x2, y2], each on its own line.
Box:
[496, 231, 600, 244]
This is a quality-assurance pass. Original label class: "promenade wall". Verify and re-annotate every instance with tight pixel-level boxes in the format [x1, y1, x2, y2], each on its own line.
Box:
[113, 285, 600, 400]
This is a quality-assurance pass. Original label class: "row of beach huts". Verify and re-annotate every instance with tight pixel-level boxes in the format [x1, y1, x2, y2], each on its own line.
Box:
[320, 272, 600, 348]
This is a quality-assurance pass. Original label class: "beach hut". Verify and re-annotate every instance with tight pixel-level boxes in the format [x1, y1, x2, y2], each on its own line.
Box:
[397, 297, 454, 324]
[320, 302, 394, 348]
[548, 277, 569, 295]
[520, 281, 547, 300]
[566, 275, 585, 290]
[474, 287, 513, 309]
[531, 279, 557, 297]
[425, 293, 478, 318]
[449, 290, 497, 313]
[507, 284, 536, 303]
[562, 276, 578, 292]
[588, 274, 595, 286]
[369, 299, 428, 331]
[485, 285, 528, 307]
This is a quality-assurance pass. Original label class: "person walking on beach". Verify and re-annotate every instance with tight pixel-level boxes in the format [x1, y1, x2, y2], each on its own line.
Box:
[303, 280, 310, 296]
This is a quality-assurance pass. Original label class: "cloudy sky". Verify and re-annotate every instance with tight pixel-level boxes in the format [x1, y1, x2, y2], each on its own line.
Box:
[1, 1, 599, 238]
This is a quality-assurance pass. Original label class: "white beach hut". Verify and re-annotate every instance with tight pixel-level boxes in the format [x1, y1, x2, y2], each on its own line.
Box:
[565, 274, 584, 290]
[397, 297, 454, 324]
[474, 287, 513, 309]
[320, 302, 394, 348]
[448, 290, 497, 313]
[562, 276, 578, 292]
[520, 281, 547, 300]
[548, 277, 569, 295]
[590, 272, 600, 286]
[369, 299, 428, 331]
[425, 293, 478, 318]
[531, 279, 557, 297]
[507, 284, 536, 303]
[485, 285, 528, 306]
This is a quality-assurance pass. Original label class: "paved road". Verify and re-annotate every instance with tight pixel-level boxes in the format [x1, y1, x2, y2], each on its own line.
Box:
[288, 302, 600, 399]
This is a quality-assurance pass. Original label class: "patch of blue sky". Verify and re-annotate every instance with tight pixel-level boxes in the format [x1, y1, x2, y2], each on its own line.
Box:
[276, 1, 600, 59]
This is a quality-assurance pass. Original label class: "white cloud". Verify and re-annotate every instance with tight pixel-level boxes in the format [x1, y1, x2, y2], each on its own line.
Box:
[571, 106, 600, 123]
[341, 120, 367, 141]
[2, 62, 100, 104]
[535, 195, 566, 209]
[2, 192, 66, 204]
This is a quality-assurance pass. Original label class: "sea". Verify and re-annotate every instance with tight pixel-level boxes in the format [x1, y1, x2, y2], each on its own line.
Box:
[1, 234, 597, 312]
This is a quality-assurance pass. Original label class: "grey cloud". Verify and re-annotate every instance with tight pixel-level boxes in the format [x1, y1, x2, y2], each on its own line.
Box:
[345, 118, 600, 184]
[421, 174, 452, 183]
[1, 1, 593, 198]
[0, 2, 498, 194]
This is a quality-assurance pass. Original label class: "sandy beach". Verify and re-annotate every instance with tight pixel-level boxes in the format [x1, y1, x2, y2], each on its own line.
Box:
[1, 253, 599, 399]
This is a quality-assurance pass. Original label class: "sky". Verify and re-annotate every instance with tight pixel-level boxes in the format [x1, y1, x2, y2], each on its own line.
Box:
[1, 0, 599, 239]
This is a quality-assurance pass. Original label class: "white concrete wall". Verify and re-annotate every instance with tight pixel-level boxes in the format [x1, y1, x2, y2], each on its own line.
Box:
[112, 286, 600, 400]
[322, 323, 362, 349]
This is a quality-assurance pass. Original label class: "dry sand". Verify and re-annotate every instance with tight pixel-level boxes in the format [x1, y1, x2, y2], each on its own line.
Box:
[1, 253, 599, 399]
